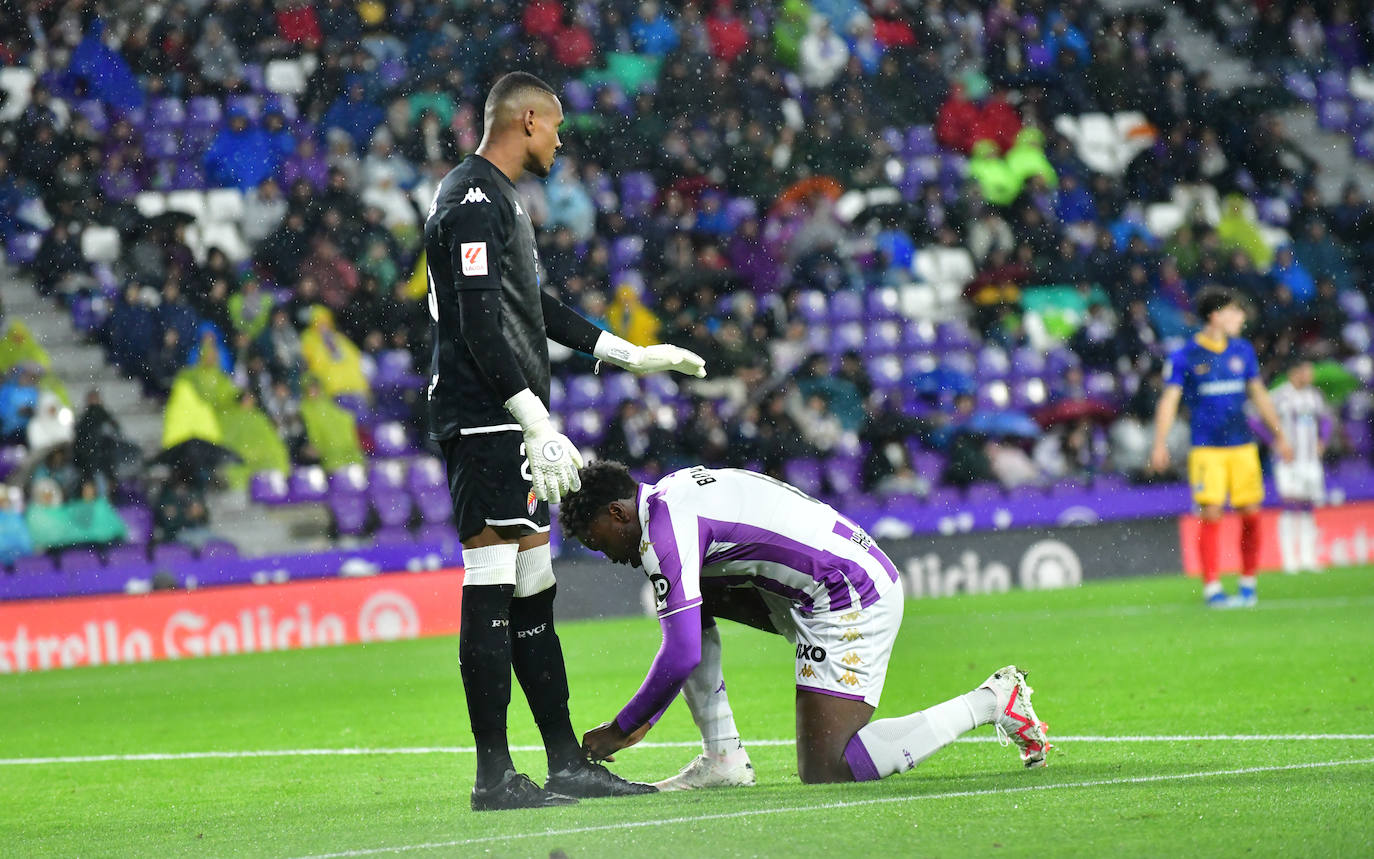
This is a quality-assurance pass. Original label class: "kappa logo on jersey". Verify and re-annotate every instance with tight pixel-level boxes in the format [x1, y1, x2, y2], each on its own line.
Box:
[841, 652, 863, 667]
[839, 611, 862, 622]
[460, 186, 491, 205]
[798, 664, 818, 679]
[840, 671, 860, 687]
[796, 644, 827, 663]
[841, 628, 864, 643]
[526, 488, 537, 515]
[460, 242, 488, 277]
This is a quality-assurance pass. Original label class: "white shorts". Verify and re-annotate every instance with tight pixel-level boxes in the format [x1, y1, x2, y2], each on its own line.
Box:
[1274, 460, 1326, 504]
[763, 579, 905, 708]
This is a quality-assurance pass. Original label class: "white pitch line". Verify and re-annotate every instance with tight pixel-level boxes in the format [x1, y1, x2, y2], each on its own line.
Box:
[3, 734, 1372, 766]
[295, 757, 1374, 859]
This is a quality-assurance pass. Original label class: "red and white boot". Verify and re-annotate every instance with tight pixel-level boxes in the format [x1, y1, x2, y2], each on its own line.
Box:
[980, 665, 1051, 768]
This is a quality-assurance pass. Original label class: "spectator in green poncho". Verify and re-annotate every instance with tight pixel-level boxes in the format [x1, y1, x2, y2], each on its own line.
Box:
[1004, 126, 1057, 190]
[220, 391, 290, 489]
[300, 378, 364, 471]
[228, 276, 275, 342]
[1217, 193, 1273, 270]
[968, 139, 1020, 207]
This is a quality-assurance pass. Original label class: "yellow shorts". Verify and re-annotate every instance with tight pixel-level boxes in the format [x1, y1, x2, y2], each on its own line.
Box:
[1188, 444, 1264, 509]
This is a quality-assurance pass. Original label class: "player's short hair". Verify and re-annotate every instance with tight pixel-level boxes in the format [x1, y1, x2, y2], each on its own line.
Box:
[557, 460, 638, 542]
[1194, 285, 1239, 321]
[484, 71, 557, 120]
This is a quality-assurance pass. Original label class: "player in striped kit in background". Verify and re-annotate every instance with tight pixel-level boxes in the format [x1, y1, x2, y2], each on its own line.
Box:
[1264, 360, 1333, 574]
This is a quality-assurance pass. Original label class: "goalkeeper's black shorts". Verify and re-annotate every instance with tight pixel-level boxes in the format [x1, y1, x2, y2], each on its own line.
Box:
[439, 428, 550, 542]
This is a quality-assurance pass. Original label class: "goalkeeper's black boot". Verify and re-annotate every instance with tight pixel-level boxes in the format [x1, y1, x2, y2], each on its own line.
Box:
[471, 770, 578, 811]
[545, 760, 658, 798]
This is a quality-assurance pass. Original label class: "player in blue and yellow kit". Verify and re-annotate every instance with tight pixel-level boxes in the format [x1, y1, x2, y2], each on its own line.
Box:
[1151, 287, 1293, 607]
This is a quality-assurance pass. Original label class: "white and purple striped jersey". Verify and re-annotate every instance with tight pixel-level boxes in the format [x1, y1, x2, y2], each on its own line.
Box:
[1269, 382, 1331, 466]
[612, 466, 902, 733]
[637, 466, 901, 619]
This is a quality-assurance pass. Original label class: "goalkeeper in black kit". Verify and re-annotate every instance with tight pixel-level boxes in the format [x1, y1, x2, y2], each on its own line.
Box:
[424, 71, 707, 811]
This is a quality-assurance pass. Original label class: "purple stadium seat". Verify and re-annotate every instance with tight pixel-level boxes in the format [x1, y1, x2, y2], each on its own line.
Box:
[865, 287, 901, 320]
[288, 467, 329, 503]
[2, 570, 69, 600]
[117, 505, 153, 544]
[329, 493, 371, 536]
[804, 324, 830, 353]
[329, 464, 369, 495]
[59, 549, 104, 574]
[145, 129, 180, 159]
[415, 522, 460, 550]
[1316, 69, 1349, 102]
[564, 79, 594, 112]
[368, 460, 408, 490]
[825, 456, 862, 496]
[911, 450, 944, 480]
[169, 159, 205, 190]
[829, 291, 864, 323]
[148, 97, 186, 128]
[1319, 99, 1351, 133]
[609, 235, 644, 272]
[106, 544, 148, 567]
[902, 351, 939, 377]
[1085, 371, 1118, 399]
[724, 197, 757, 228]
[619, 172, 656, 218]
[1284, 71, 1317, 102]
[829, 322, 865, 354]
[797, 290, 829, 324]
[225, 94, 262, 119]
[1010, 346, 1047, 378]
[866, 356, 903, 390]
[199, 539, 239, 561]
[564, 375, 603, 410]
[976, 347, 1011, 380]
[0, 445, 26, 482]
[6, 232, 42, 266]
[923, 487, 962, 511]
[862, 321, 902, 356]
[642, 374, 679, 401]
[152, 543, 196, 570]
[186, 96, 222, 127]
[374, 525, 413, 546]
[935, 320, 975, 352]
[406, 458, 446, 495]
[784, 459, 824, 496]
[976, 382, 1009, 410]
[965, 483, 1003, 504]
[414, 488, 453, 524]
[900, 321, 937, 351]
[74, 99, 110, 133]
[943, 350, 976, 377]
[904, 125, 938, 157]
[602, 372, 640, 404]
[68, 567, 123, 598]
[373, 422, 412, 458]
[372, 489, 414, 528]
[564, 409, 605, 447]
[250, 471, 289, 505]
[14, 555, 57, 575]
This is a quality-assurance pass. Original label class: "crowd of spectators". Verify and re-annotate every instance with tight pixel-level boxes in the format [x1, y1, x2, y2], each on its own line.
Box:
[1, 0, 1371, 522]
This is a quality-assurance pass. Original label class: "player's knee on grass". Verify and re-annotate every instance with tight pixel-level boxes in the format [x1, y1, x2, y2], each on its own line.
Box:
[796, 690, 875, 784]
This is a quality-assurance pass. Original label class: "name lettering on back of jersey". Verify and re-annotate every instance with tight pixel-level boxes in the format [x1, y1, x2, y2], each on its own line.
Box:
[460, 242, 488, 276]
[461, 186, 491, 205]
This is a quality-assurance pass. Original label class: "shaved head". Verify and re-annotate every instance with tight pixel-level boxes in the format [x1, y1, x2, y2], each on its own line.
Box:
[479, 71, 564, 177]
[483, 71, 559, 135]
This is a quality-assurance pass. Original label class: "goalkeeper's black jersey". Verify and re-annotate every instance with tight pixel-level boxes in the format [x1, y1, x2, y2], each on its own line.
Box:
[425, 155, 549, 441]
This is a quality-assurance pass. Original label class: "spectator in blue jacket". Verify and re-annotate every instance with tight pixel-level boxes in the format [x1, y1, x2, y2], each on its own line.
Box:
[204, 107, 276, 189]
[0, 489, 32, 565]
[322, 82, 385, 154]
[1270, 246, 1317, 305]
[630, 1, 679, 56]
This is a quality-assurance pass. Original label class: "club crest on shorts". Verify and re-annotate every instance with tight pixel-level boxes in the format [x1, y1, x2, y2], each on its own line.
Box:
[527, 488, 538, 515]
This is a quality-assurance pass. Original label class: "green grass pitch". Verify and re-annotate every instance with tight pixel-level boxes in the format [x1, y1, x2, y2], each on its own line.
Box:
[3, 567, 1373, 857]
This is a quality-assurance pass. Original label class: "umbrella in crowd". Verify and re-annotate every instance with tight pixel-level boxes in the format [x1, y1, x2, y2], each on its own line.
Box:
[145, 438, 243, 474]
[960, 409, 1042, 439]
[1034, 398, 1119, 428]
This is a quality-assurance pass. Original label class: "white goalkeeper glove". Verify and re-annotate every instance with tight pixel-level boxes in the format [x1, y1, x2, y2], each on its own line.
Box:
[505, 388, 584, 504]
[594, 332, 707, 378]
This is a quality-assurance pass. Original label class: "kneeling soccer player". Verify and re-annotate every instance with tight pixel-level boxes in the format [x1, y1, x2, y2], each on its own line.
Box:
[559, 462, 1051, 785]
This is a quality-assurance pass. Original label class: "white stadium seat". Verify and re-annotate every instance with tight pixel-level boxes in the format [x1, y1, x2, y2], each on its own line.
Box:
[265, 60, 308, 94]
[204, 188, 245, 223]
[134, 192, 167, 218]
[164, 191, 207, 222]
[80, 225, 121, 263]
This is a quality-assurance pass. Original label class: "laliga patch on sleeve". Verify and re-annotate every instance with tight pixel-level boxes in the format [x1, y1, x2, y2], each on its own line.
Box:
[460, 242, 488, 277]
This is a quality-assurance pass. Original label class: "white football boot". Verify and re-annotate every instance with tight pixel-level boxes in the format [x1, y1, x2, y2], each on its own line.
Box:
[980, 665, 1051, 768]
[652, 748, 756, 791]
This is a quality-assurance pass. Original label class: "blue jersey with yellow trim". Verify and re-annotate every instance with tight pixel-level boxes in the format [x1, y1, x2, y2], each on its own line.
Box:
[1165, 335, 1259, 447]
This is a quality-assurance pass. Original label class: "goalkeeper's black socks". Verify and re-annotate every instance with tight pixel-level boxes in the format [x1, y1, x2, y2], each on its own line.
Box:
[459, 583, 516, 789]
[510, 585, 584, 774]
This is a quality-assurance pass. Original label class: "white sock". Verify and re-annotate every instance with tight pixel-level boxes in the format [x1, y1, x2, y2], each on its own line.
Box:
[844, 688, 996, 781]
[683, 624, 742, 759]
[1278, 511, 1299, 573]
[1203, 581, 1224, 599]
[1239, 575, 1257, 593]
[1300, 512, 1321, 571]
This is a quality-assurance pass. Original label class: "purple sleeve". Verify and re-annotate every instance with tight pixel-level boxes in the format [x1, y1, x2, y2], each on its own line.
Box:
[1248, 414, 1273, 443]
[614, 604, 703, 733]
[1319, 414, 1333, 444]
